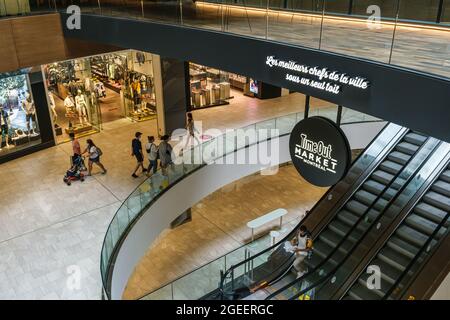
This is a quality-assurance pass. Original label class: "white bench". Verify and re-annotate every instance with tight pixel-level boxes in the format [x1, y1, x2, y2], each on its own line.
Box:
[247, 208, 288, 242]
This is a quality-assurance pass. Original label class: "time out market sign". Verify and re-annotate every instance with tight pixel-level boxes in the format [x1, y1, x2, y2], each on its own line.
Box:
[289, 117, 351, 187]
[265, 56, 369, 95]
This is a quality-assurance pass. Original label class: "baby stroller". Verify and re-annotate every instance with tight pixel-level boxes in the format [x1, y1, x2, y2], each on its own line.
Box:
[63, 155, 86, 186]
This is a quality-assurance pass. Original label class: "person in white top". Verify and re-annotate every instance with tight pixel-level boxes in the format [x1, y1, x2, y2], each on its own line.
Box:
[82, 139, 107, 176]
[145, 136, 158, 176]
[291, 225, 312, 278]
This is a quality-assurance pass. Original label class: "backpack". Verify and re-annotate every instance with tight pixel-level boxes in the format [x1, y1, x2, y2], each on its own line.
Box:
[96, 147, 103, 157]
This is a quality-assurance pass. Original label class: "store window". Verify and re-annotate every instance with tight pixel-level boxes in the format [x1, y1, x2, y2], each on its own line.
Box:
[0, 73, 41, 157]
[123, 51, 157, 122]
[44, 59, 101, 143]
[44, 50, 158, 143]
[189, 63, 260, 110]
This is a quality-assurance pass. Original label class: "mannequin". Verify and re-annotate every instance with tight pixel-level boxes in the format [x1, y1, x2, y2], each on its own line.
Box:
[75, 90, 89, 125]
[48, 92, 57, 124]
[21, 93, 36, 135]
[64, 93, 75, 114]
[0, 103, 10, 150]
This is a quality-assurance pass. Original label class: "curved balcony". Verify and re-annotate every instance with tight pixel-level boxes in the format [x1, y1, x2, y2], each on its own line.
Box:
[99, 106, 384, 299]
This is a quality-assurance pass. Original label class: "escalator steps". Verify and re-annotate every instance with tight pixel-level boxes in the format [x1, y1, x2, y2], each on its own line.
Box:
[371, 170, 394, 185]
[354, 190, 378, 206]
[386, 236, 419, 259]
[403, 132, 427, 145]
[414, 202, 448, 225]
[440, 170, 450, 183]
[346, 200, 369, 216]
[431, 180, 450, 197]
[423, 191, 450, 212]
[388, 151, 411, 165]
[396, 225, 429, 248]
[378, 246, 412, 271]
[405, 214, 440, 236]
[395, 142, 419, 155]
[380, 160, 403, 175]
[371, 258, 403, 284]
[362, 180, 385, 195]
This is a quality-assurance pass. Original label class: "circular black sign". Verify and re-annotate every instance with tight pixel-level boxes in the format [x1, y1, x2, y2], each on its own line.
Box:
[289, 116, 351, 187]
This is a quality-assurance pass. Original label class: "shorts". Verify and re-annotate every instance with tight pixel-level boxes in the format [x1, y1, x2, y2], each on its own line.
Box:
[135, 153, 144, 163]
[90, 156, 100, 163]
[26, 113, 36, 122]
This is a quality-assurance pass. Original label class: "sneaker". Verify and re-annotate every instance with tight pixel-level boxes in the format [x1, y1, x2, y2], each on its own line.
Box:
[143, 168, 148, 173]
[132, 173, 138, 178]
[102, 170, 107, 175]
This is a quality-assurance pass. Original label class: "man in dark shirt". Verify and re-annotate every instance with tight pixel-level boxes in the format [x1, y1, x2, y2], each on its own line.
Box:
[131, 132, 147, 178]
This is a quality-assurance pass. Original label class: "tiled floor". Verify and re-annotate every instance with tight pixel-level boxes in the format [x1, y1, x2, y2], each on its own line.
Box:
[0, 91, 333, 299]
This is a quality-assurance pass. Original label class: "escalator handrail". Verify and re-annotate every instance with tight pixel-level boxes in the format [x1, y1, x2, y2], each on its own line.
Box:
[267, 137, 440, 300]
[382, 212, 450, 300]
[218, 123, 404, 292]
[335, 148, 450, 300]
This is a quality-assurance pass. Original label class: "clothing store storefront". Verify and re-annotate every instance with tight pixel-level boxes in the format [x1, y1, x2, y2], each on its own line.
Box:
[0, 72, 43, 159]
[189, 62, 282, 110]
[43, 50, 158, 143]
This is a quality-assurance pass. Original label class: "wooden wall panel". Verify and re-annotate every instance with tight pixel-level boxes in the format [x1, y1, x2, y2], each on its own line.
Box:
[0, 20, 19, 73]
[0, 14, 122, 73]
[10, 13, 67, 68]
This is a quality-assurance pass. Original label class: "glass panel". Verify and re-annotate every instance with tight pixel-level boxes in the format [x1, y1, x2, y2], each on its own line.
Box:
[320, 0, 395, 63]
[267, 0, 323, 49]
[390, 8, 450, 79]
[276, 113, 298, 136]
[325, 0, 350, 15]
[0, 74, 42, 159]
[141, 283, 173, 300]
[398, 0, 440, 22]
[351, 0, 397, 19]
[221, 0, 268, 39]
[309, 97, 338, 122]
[183, 0, 223, 32]
[172, 257, 225, 300]
[236, 124, 256, 149]
[340, 107, 381, 124]
[441, 0, 450, 24]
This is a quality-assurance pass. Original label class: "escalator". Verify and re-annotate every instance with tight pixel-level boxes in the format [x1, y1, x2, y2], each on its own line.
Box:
[343, 160, 450, 300]
[204, 124, 440, 300]
[263, 141, 450, 300]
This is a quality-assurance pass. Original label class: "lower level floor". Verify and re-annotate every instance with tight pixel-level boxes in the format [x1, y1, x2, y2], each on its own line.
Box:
[0, 91, 336, 299]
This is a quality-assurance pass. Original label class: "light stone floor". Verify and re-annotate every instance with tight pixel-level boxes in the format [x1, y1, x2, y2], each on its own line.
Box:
[0, 91, 335, 299]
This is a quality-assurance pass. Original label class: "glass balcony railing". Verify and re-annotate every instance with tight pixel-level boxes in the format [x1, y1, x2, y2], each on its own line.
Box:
[7, 1, 450, 80]
[99, 109, 382, 299]
[99, 111, 306, 299]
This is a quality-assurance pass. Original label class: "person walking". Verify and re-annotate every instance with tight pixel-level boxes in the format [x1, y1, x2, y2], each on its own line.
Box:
[69, 132, 81, 157]
[158, 134, 173, 176]
[183, 112, 200, 150]
[131, 132, 147, 178]
[82, 139, 107, 176]
[145, 136, 159, 176]
[69, 132, 86, 171]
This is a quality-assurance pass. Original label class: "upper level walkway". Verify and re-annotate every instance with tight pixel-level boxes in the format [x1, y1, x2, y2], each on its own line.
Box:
[7, 0, 450, 80]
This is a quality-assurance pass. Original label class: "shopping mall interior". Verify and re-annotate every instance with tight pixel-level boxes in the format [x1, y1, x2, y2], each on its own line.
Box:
[0, 0, 449, 302]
